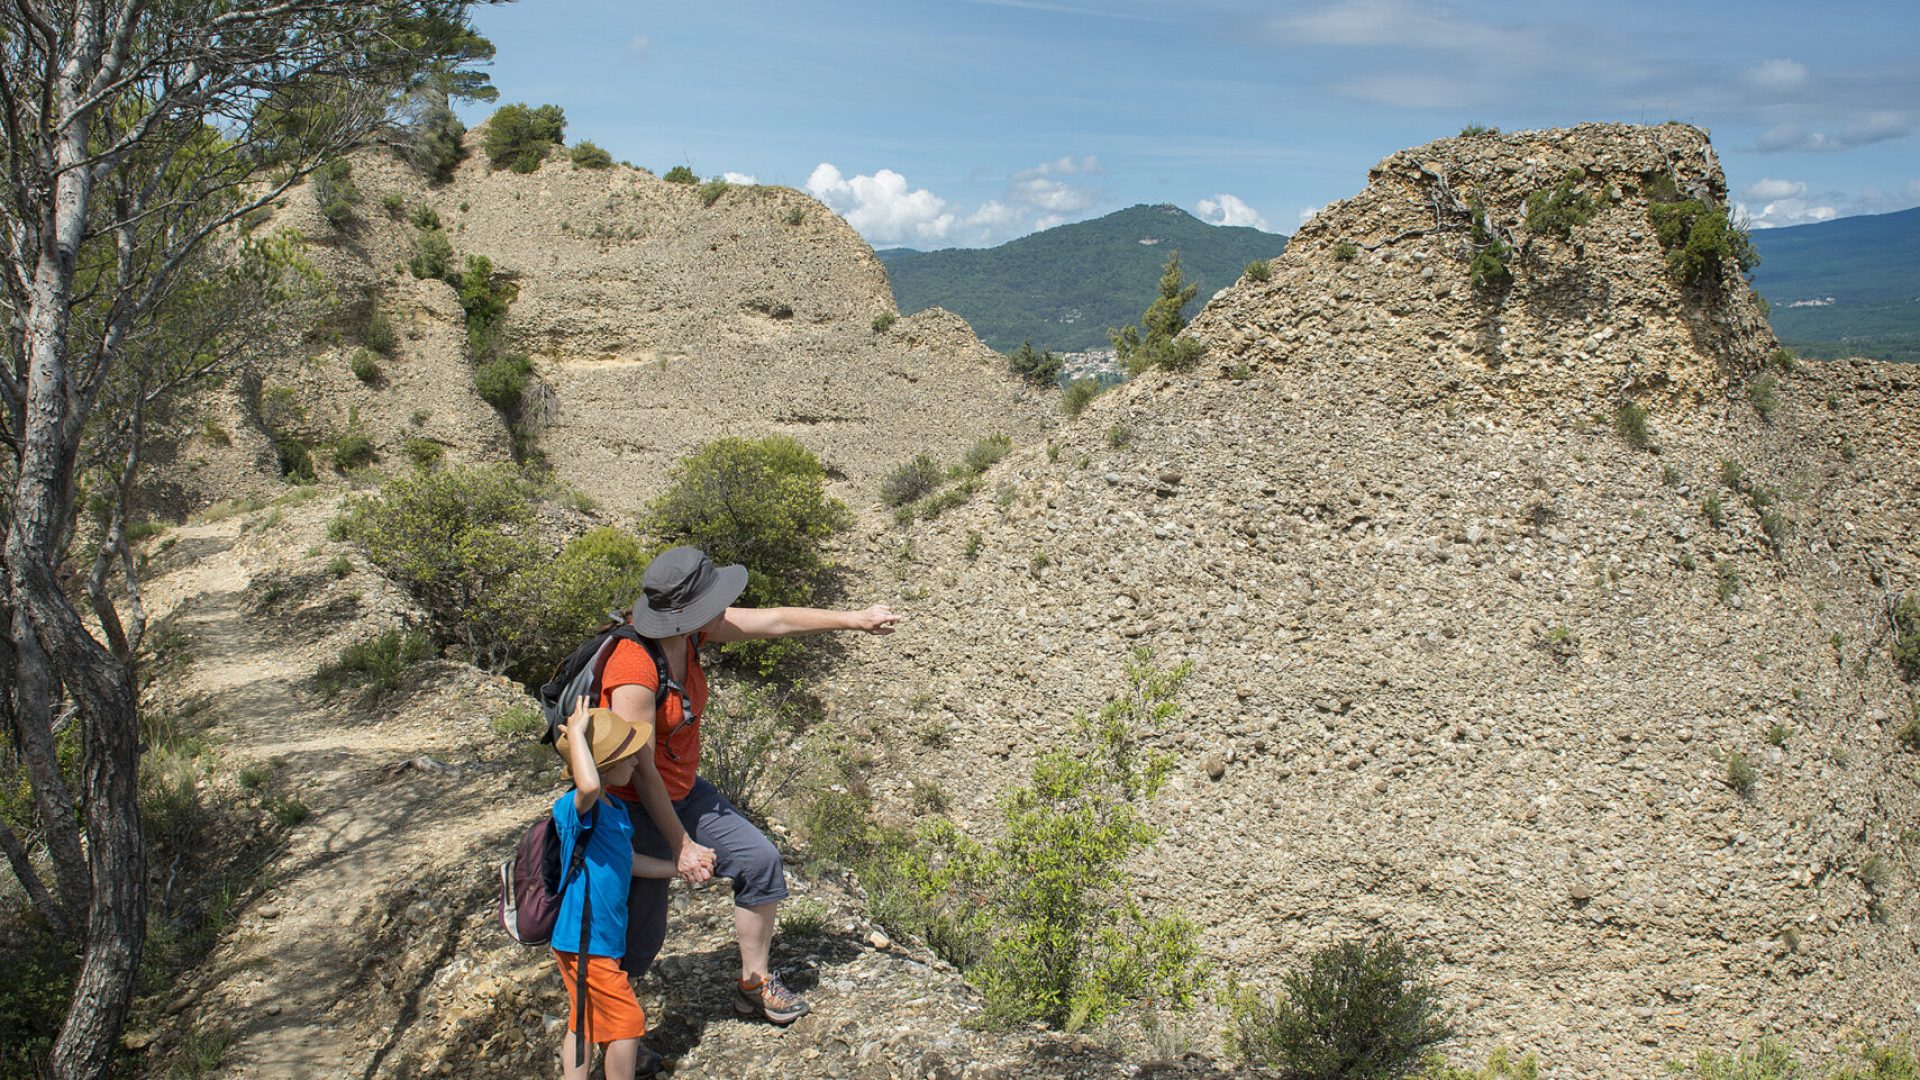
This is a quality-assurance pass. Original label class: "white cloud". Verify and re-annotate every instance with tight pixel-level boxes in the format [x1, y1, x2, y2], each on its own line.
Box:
[1743, 58, 1809, 94]
[962, 201, 1021, 234]
[629, 35, 652, 61]
[1195, 194, 1271, 231]
[806, 164, 956, 247]
[1738, 198, 1839, 229]
[721, 171, 759, 185]
[1755, 112, 1913, 152]
[1745, 178, 1806, 201]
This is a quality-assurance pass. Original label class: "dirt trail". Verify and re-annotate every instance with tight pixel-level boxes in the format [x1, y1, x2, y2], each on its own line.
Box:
[134, 499, 1168, 1080]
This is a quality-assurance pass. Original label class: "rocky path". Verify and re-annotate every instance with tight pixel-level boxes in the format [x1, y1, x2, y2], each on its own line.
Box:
[135, 499, 1236, 1079]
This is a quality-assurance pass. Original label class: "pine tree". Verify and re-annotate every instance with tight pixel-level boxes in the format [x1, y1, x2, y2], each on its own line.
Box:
[1112, 251, 1204, 374]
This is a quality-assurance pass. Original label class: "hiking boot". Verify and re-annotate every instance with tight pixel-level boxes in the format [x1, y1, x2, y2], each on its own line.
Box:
[733, 972, 810, 1025]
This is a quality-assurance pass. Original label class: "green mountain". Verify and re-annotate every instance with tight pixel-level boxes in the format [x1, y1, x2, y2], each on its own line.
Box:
[1749, 205, 1920, 362]
[877, 204, 1287, 353]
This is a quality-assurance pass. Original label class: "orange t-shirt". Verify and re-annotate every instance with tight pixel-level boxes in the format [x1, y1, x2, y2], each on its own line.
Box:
[599, 636, 706, 803]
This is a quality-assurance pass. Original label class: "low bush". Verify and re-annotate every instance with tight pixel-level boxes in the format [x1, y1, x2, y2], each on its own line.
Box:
[1459, 123, 1498, 136]
[1893, 593, 1920, 682]
[640, 436, 850, 674]
[1244, 258, 1272, 281]
[409, 202, 441, 230]
[407, 94, 467, 183]
[1749, 375, 1779, 421]
[837, 651, 1204, 1030]
[409, 228, 453, 280]
[1062, 378, 1104, 417]
[701, 684, 817, 817]
[1524, 171, 1597, 242]
[783, 206, 805, 226]
[475, 352, 534, 412]
[1417, 1049, 1540, 1079]
[358, 307, 398, 355]
[482, 102, 565, 173]
[881, 454, 942, 507]
[569, 141, 613, 169]
[330, 432, 376, 471]
[698, 179, 729, 207]
[1106, 422, 1131, 449]
[962, 433, 1013, 475]
[1648, 186, 1759, 289]
[491, 702, 545, 738]
[662, 164, 697, 184]
[1468, 201, 1511, 290]
[1007, 341, 1063, 386]
[1727, 751, 1758, 797]
[275, 436, 314, 482]
[1227, 934, 1453, 1079]
[381, 191, 407, 220]
[1332, 242, 1358, 262]
[1715, 558, 1740, 602]
[872, 311, 897, 332]
[314, 629, 434, 700]
[1613, 401, 1651, 449]
[349, 347, 381, 385]
[402, 436, 443, 470]
[312, 158, 360, 229]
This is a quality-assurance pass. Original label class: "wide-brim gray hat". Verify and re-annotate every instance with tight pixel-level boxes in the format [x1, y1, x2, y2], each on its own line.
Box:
[631, 546, 749, 637]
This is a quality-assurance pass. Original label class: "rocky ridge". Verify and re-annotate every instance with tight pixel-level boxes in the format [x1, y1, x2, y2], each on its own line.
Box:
[165, 134, 1051, 517]
[815, 125, 1920, 1077]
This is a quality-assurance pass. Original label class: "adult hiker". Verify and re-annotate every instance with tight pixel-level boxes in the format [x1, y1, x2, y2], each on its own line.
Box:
[599, 545, 897, 1024]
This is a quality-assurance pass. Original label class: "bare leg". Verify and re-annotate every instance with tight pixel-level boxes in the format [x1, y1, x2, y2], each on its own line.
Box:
[559, 1032, 592, 1080]
[735, 900, 777, 981]
[603, 1037, 638, 1080]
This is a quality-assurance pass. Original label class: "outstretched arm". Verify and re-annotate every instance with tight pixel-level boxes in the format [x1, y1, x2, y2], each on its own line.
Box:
[703, 604, 898, 642]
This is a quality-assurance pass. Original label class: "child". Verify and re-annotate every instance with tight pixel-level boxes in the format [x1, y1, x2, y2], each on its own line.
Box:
[553, 702, 678, 1080]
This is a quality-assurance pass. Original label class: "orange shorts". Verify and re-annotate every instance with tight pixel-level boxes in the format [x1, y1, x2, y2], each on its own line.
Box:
[551, 952, 646, 1043]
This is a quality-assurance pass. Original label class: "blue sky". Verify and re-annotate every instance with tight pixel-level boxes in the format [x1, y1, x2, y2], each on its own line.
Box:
[461, 0, 1920, 250]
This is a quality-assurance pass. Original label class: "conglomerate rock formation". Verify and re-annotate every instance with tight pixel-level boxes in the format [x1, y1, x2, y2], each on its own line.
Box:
[820, 124, 1919, 1076]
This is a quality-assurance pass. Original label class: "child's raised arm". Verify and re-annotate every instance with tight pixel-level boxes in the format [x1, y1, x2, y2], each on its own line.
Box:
[562, 700, 601, 813]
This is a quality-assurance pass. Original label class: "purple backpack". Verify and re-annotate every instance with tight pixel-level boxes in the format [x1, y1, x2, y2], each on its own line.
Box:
[498, 804, 600, 1061]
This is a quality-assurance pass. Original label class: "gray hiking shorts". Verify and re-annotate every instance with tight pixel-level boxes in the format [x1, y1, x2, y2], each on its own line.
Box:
[616, 776, 788, 977]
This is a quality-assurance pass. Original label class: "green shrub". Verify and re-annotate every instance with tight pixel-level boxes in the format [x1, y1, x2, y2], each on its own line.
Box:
[337, 466, 546, 672]
[1007, 341, 1063, 386]
[1468, 200, 1511, 290]
[409, 202, 441, 230]
[454, 254, 515, 354]
[962, 433, 1013, 475]
[349, 347, 381, 385]
[1227, 934, 1453, 1079]
[1524, 171, 1597, 241]
[327, 554, 354, 578]
[662, 164, 697, 184]
[1760, 509, 1791, 549]
[1332, 242, 1358, 262]
[475, 352, 534, 412]
[402, 436, 443, 470]
[330, 432, 376, 471]
[640, 436, 850, 673]
[1648, 189, 1759, 288]
[1459, 124, 1498, 137]
[1106, 422, 1130, 449]
[569, 141, 613, 169]
[1062, 378, 1104, 417]
[1670, 1040, 1803, 1079]
[1749, 375, 1779, 420]
[1244, 258, 1272, 281]
[0, 917, 81, 1077]
[491, 702, 545, 738]
[482, 102, 565, 173]
[1771, 347, 1798, 372]
[359, 307, 398, 355]
[1893, 593, 1920, 682]
[872, 311, 897, 332]
[964, 531, 982, 561]
[850, 652, 1205, 1030]
[269, 798, 310, 827]
[1727, 751, 1757, 797]
[409, 228, 453, 280]
[1715, 558, 1740, 602]
[381, 191, 407, 219]
[275, 436, 314, 482]
[312, 158, 360, 229]
[881, 454, 942, 507]
[1613, 401, 1651, 449]
[783, 206, 805, 226]
[698, 179, 729, 207]
[315, 628, 434, 699]
[779, 898, 829, 938]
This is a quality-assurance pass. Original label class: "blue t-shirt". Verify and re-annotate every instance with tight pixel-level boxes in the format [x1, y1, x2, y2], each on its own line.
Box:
[549, 794, 634, 958]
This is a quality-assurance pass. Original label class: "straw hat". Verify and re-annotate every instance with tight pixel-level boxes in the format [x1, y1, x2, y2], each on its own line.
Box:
[561, 707, 653, 776]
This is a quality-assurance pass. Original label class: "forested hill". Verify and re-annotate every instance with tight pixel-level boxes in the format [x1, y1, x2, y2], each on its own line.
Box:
[1750, 204, 1920, 362]
[878, 204, 1287, 353]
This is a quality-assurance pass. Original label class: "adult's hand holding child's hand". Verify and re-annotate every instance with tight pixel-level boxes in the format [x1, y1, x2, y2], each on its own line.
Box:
[677, 839, 717, 885]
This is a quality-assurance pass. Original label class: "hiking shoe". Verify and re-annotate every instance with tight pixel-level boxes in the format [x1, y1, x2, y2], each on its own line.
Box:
[733, 972, 810, 1025]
